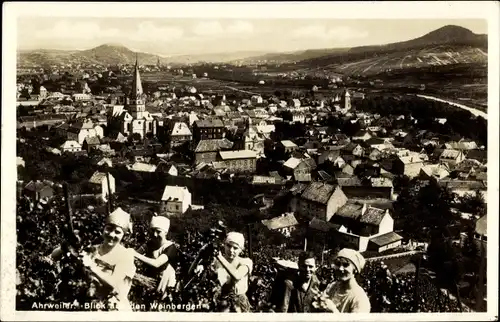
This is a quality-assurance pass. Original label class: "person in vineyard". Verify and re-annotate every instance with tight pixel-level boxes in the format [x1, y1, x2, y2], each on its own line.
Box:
[48, 207, 137, 311]
[132, 215, 178, 299]
[276, 251, 320, 312]
[194, 231, 253, 312]
[313, 248, 370, 313]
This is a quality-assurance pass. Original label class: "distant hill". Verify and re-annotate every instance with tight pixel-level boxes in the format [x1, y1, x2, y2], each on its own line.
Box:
[237, 25, 488, 75]
[17, 25, 487, 73]
[163, 51, 272, 65]
[17, 44, 270, 67]
[348, 25, 486, 53]
[231, 48, 351, 65]
[18, 44, 162, 67]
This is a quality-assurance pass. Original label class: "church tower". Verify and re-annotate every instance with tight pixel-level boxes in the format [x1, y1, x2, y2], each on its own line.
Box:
[128, 55, 145, 119]
[341, 89, 351, 110]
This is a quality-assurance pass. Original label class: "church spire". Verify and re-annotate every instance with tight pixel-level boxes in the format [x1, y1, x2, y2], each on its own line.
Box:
[131, 54, 143, 98]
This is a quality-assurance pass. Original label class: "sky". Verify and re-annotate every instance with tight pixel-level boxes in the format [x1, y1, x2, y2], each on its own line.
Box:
[17, 17, 487, 56]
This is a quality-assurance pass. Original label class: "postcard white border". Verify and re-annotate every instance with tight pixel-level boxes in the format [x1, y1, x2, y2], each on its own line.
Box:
[2, 1, 499, 321]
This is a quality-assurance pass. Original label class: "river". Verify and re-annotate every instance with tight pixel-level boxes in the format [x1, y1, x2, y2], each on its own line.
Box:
[416, 94, 488, 120]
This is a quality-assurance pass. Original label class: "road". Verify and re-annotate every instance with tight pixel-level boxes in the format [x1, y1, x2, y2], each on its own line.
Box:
[224, 85, 258, 95]
[416, 94, 488, 119]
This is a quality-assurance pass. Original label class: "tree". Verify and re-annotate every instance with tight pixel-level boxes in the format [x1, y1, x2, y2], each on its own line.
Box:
[394, 178, 458, 242]
[129, 133, 142, 143]
[459, 190, 486, 217]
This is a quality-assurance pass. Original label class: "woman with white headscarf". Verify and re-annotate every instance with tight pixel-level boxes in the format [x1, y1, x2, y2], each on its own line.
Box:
[195, 231, 253, 312]
[79, 207, 137, 311]
[132, 215, 179, 298]
[313, 248, 370, 313]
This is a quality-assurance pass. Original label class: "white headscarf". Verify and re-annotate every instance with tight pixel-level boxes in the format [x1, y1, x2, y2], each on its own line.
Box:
[225, 232, 245, 250]
[337, 248, 366, 273]
[150, 216, 170, 233]
[107, 207, 133, 234]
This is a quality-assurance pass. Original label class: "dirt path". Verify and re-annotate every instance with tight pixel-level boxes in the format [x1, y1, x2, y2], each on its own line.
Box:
[224, 85, 258, 95]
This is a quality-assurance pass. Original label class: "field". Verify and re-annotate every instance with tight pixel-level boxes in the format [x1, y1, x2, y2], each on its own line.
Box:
[365, 63, 488, 110]
[140, 72, 307, 96]
[294, 46, 487, 77]
[140, 59, 487, 110]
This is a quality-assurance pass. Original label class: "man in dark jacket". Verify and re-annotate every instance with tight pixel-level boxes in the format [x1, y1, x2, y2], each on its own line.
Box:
[276, 251, 320, 312]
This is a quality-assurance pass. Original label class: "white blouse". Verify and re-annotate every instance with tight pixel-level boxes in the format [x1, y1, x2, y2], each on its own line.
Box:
[214, 257, 253, 295]
[323, 281, 371, 313]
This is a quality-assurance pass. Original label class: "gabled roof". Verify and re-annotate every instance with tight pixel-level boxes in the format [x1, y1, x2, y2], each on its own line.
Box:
[301, 158, 317, 170]
[290, 183, 308, 196]
[359, 206, 387, 226]
[97, 157, 113, 167]
[284, 157, 301, 169]
[219, 150, 257, 160]
[370, 177, 393, 188]
[195, 139, 233, 153]
[317, 170, 333, 181]
[365, 137, 386, 146]
[341, 142, 361, 152]
[333, 134, 349, 141]
[194, 118, 224, 128]
[301, 182, 339, 205]
[261, 213, 298, 230]
[420, 164, 450, 179]
[61, 140, 81, 149]
[444, 141, 478, 150]
[336, 203, 363, 219]
[353, 130, 370, 138]
[128, 162, 157, 172]
[439, 180, 486, 191]
[84, 136, 100, 145]
[24, 180, 52, 192]
[171, 122, 192, 136]
[294, 173, 312, 182]
[440, 149, 462, 159]
[399, 155, 423, 164]
[338, 175, 363, 187]
[89, 171, 110, 184]
[161, 185, 190, 202]
[369, 231, 403, 246]
[281, 140, 298, 148]
[309, 217, 342, 232]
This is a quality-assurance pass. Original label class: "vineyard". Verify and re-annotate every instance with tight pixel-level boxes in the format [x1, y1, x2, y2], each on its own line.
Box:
[16, 192, 470, 313]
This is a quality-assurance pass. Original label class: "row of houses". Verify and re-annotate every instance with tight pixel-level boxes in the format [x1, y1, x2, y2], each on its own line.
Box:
[260, 181, 402, 253]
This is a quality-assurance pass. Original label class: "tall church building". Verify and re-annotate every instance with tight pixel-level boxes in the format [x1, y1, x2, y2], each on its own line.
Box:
[113, 57, 157, 138]
[341, 89, 351, 110]
[333, 88, 352, 114]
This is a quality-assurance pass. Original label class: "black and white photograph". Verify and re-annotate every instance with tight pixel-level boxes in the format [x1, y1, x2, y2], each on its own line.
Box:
[1, 1, 498, 321]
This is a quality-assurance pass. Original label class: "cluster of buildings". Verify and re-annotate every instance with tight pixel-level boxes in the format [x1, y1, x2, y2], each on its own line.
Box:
[17, 58, 488, 255]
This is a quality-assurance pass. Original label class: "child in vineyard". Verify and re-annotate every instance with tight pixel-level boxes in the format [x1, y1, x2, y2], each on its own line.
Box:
[132, 215, 178, 299]
[49, 207, 137, 311]
[194, 232, 253, 312]
[313, 248, 371, 313]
